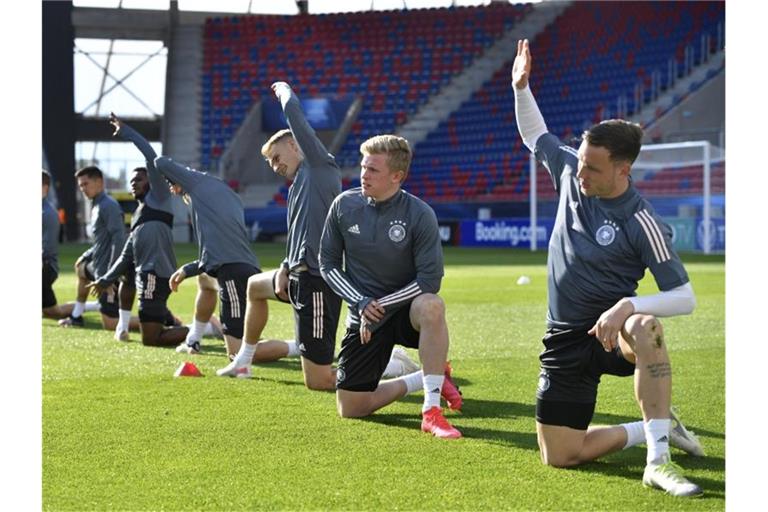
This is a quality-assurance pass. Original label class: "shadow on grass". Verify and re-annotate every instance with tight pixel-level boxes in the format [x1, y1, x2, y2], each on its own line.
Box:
[364, 396, 724, 494]
[574, 453, 725, 499]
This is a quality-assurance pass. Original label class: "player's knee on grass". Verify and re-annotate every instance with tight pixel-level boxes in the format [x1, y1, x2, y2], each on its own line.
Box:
[139, 322, 161, 345]
[43, 306, 65, 320]
[101, 314, 119, 330]
[336, 391, 373, 418]
[623, 314, 664, 354]
[302, 362, 335, 391]
[410, 293, 446, 329]
[537, 425, 585, 468]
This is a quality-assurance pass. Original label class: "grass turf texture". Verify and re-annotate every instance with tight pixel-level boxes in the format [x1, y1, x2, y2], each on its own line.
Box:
[43, 243, 724, 510]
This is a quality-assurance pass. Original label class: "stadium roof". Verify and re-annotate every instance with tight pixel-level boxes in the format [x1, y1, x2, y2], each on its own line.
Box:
[73, 0, 531, 16]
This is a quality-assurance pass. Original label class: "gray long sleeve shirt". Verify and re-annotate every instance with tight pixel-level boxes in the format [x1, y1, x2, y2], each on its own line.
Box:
[154, 156, 259, 275]
[278, 86, 342, 276]
[320, 188, 444, 330]
[42, 198, 59, 275]
[97, 123, 178, 285]
[81, 191, 125, 280]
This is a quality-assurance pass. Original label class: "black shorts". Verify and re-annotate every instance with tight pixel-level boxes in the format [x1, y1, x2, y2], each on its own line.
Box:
[211, 263, 259, 339]
[535, 327, 635, 430]
[83, 262, 129, 319]
[42, 262, 58, 309]
[336, 306, 420, 392]
[137, 271, 172, 324]
[288, 271, 342, 365]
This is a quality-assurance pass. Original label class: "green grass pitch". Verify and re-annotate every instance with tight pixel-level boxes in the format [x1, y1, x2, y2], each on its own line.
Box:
[43, 243, 724, 510]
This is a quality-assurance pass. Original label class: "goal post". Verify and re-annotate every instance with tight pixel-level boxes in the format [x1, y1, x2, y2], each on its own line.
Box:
[529, 140, 725, 254]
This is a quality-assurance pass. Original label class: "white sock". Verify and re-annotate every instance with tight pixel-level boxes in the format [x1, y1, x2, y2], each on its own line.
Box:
[621, 421, 645, 449]
[84, 301, 99, 312]
[382, 357, 405, 378]
[285, 340, 300, 357]
[186, 319, 207, 344]
[422, 374, 444, 412]
[235, 342, 256, 366]
[644, 418, 671, 464]
[202, 322, 215, 336]
[117, 309, 131, 332]
[71, 301, 86, 318]
[398, 370, 423, 394]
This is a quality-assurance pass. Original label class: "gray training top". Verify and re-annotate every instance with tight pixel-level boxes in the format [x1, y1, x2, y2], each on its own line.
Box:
[535, 133, 689, 330]
[97, 123, 177, 285]
[42, 198, 60, 275]
[81, 190, 125, 280]
[320, 188, 444, 330]
[280, 87, 342, 276]
[154, 156, 259, 275]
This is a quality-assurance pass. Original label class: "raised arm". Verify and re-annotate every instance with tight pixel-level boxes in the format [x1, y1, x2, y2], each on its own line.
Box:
[153, 156, 208, 193]
[110, 113, 170, 202]
[272, 81, 332, 167]
[512, 39, 548, 152]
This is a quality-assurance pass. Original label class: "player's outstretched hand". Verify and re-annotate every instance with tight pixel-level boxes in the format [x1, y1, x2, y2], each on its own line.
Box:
[169, 268, 186, 292]
[85, 281, 107, 298]
[511, 39, 532, 90]
[109, 112, 122, 137]
[588, 299, 635, 352]
[271, 81, 291, 98]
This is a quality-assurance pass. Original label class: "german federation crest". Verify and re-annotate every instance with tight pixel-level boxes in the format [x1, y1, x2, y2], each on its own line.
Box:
[388, 220, 407, 242]
[596, 220, 619, 246]
[537, 372, 550, 393]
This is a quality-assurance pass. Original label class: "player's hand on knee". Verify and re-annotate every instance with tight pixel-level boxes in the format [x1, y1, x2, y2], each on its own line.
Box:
[85, 281, 105, 298]
[589, 299, 635, 351]
[169, 268, 186, 292]
[361, 299, 385, 323]
[359, 319, 372, 344]
[275, 268, 289, 300]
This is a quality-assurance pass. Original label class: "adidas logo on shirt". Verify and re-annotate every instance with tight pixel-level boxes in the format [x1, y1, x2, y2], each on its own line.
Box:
[348, 224, 360, 234]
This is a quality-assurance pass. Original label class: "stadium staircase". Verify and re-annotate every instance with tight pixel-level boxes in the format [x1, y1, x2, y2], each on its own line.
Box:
[396, 1, 570, 150]
[165, 24, 203, 169]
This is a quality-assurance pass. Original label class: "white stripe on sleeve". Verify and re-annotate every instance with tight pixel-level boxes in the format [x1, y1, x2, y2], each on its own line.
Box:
[328, 269, 363, 302]
[378, 282, 422, 307]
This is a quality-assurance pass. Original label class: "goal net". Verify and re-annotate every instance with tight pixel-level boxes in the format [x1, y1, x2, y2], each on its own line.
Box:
[528, 140, 725, 254]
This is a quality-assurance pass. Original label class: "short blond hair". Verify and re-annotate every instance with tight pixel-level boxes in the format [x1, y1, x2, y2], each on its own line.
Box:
[261, 129, 293, 158]
[360, 134, 413, 181]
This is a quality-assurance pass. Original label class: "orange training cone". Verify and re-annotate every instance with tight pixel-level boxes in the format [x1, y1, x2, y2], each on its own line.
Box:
[174, 361, 203, 377]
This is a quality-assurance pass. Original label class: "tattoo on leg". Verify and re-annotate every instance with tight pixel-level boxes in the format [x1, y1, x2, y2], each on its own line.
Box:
[654, 334, 663, 348]
[646, 362, 671, 378]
